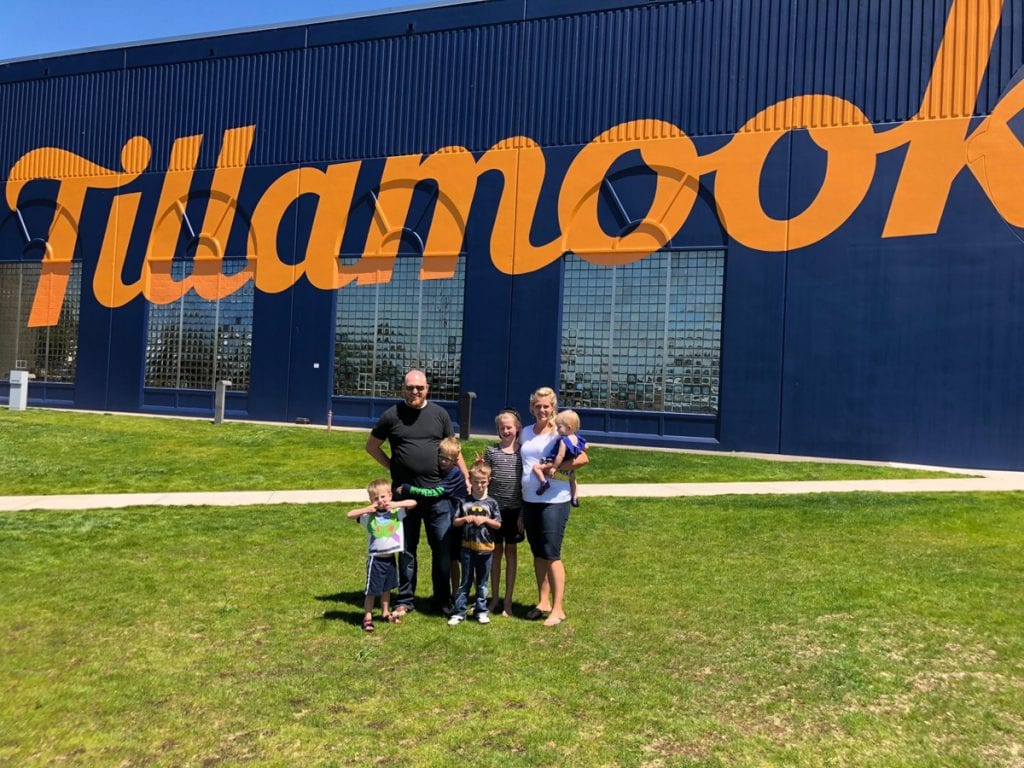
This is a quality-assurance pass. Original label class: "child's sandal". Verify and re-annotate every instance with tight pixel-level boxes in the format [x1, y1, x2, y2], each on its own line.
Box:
[361, 617, 375, 632]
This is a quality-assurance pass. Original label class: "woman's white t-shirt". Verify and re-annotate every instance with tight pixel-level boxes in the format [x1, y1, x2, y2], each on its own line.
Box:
[519, 424, 571, 505]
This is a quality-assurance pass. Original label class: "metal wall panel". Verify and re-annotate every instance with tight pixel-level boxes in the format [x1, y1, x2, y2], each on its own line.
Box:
[0, 71, 125, 180]
[123, 27, 308, 69]
[305, 0, 523, 46]
[513, 0, 1015, 144]
[121, 51, 305, 171]
[4, 0, 1019, 169]
[516, 0, 806, 143]
[303, 23, 521, 161]
[3, 0, 1024, 467]
[980, 0, 1024, 109]
[518, 4, 686, 145]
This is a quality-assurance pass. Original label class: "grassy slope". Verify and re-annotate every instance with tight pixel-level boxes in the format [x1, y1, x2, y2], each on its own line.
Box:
[1, 493, 1021, 767]
[0, 410, 965, 495]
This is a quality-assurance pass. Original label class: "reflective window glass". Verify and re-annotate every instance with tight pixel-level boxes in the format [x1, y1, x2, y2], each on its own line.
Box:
[560, 250, 724, 413]
[144, 260, 253, 391]
[0, 262, 81, 383]
[334, 256, 465, 400]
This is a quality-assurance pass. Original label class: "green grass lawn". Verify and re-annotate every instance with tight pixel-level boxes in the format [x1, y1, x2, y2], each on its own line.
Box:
[1, 492, 1021, 767]
[0, 409, 964, 495]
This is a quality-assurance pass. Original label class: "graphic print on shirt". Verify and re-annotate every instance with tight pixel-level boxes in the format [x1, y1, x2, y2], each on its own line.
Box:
[368, 512, 402, 545]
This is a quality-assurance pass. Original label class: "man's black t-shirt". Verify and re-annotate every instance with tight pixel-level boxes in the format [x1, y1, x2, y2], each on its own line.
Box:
[370, 401, 453, 487]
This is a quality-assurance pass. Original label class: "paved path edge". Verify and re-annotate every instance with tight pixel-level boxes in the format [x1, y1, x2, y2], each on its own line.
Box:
[3, 471, 1024, 511]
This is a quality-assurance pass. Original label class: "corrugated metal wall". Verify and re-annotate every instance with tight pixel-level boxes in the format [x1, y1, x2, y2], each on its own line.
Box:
[122, 52, 306, 171]
[3, 0, 1022, 166]
[0, 71, 125, 179]
[303, 23, 521, 161]
[979, 0, 1023, 106]
[2, 0, 1024, 467]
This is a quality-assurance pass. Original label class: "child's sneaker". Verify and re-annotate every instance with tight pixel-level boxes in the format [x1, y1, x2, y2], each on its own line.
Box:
[447, 614, 465, 626]
[477, 612, 490, 624]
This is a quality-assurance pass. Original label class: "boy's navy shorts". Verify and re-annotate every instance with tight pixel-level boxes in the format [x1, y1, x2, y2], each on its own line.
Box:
[365, 554, 399, 595]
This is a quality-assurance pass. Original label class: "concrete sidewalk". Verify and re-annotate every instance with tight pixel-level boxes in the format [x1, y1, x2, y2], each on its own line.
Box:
[3, 469, 1024, 511]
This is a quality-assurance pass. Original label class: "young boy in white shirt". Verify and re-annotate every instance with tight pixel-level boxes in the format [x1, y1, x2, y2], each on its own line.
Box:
[347, 479, 417, 632]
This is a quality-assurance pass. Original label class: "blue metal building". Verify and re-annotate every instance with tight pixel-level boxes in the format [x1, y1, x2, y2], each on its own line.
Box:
[2, 0, 1023, 470]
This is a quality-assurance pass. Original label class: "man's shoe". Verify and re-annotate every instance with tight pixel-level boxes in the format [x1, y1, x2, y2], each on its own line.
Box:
[477, 612, 490, 625]
[447, 615, 465, 626]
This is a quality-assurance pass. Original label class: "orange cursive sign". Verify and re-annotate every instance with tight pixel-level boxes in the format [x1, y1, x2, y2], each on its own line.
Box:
[5, 0, 1021, 327]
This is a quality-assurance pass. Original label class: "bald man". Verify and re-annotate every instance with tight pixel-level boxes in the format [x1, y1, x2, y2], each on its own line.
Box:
[366, 370, 467, 616]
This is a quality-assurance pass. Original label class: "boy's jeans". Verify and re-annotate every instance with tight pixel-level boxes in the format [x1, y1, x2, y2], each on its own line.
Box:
[452, 548, 492, 617]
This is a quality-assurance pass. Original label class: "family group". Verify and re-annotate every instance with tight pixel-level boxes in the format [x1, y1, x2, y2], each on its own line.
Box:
[348, 370, 589, 632]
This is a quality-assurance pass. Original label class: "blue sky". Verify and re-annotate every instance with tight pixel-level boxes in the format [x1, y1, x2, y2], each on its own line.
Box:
[2, 0, 436, 61]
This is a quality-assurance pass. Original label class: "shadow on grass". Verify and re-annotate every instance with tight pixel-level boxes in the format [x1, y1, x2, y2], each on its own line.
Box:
[320, 609, 369, 625]
[315, 592, 544, 624]
[315, 591, 367, 626]
[316, 591, 364, 606]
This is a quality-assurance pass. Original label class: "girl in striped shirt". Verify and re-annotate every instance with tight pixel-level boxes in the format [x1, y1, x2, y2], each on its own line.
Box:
[483, 409, 524, 617]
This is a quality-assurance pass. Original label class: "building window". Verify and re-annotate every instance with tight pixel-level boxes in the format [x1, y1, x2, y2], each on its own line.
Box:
[0, 262, 81, 383]
[560, 249, 724, 414]
[144, 261, 254, 391]
[334, 256, 465, 401]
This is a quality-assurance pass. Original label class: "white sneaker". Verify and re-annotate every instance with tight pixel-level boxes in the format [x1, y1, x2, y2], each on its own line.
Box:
[447, 615, 464, 626]
[477, 613, 490, 625]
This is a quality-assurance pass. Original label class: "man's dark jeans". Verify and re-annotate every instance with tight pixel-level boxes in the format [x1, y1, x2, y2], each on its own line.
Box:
[396, 498, 452, 612]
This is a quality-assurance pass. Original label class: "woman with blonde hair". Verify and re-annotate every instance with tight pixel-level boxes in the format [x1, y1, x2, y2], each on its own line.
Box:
[519, 387, 588, 626]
